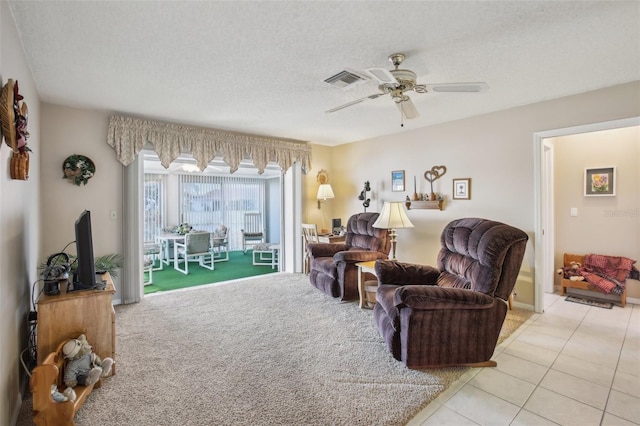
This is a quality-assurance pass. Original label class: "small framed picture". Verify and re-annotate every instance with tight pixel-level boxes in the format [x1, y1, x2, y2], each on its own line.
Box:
[391, 170, 405, 192]
[453, 178, 471, 200]
[584, 167, 616, 196]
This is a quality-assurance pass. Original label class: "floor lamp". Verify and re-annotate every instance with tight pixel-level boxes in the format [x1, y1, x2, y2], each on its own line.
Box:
[372, 202, 414, 260]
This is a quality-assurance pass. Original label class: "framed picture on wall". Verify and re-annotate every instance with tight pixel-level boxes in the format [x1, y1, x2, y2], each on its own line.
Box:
[584, 167, 616, 196]
[391, 170, 405, 192]
[452, 178, 471, 200]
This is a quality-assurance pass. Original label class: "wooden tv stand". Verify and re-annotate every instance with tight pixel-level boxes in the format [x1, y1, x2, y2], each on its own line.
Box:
[36, 272, 116, 367]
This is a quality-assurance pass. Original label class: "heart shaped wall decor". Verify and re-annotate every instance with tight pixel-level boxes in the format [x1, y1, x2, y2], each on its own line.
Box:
[424, 170, 437, 183]
[431, 165, 447, 179]
[424, 165, 447, 182]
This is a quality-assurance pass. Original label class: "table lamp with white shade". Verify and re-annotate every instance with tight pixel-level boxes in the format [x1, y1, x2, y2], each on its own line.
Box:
[372, 201, 414, 260]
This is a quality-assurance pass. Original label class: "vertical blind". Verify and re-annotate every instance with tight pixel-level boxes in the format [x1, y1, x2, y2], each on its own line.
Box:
[177, 174, 266, 251]
[143, 173, 166, 243]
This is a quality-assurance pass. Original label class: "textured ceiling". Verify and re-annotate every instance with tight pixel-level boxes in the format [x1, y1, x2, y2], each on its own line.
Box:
[7, 1, 640, 146]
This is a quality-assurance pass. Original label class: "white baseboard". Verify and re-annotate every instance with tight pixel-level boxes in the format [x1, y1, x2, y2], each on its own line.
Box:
[511, 300, 534, 311]
[626, 296, 640, 305]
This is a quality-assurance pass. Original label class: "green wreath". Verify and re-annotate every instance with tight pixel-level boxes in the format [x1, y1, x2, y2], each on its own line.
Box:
[63, 154, 96, 186]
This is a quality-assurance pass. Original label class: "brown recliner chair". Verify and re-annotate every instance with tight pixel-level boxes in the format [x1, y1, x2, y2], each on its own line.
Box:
[373, 217, 528, 368]
[307, 212, 390, 300]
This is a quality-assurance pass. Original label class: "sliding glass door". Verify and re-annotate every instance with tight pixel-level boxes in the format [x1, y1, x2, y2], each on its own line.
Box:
[177, 174, 266, 251]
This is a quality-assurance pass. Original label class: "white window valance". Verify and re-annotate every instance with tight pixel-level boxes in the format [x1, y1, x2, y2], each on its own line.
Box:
[106, 114, 312, 174]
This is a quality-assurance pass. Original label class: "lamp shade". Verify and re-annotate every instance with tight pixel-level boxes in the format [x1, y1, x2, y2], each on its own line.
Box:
[317, 184, 335, 200]
[373, 202, 414, 229]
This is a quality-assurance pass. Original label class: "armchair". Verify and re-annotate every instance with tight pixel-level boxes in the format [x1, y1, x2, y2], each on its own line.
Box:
[307, 212, 390, 300]
[373, 218, 528, 368]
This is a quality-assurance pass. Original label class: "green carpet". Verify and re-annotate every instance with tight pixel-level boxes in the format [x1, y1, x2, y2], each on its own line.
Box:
[144, 250, 277, 294]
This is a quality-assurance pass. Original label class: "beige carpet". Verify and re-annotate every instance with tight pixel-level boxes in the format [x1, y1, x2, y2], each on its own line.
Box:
[17, 273, 532, 425]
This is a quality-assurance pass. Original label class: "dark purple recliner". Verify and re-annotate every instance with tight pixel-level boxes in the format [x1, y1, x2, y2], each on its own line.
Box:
[307, 212, 390, 301]
[373, 218, 528, 368]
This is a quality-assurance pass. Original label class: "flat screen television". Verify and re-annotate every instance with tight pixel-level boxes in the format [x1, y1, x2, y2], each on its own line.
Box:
[73, 210, 100, 291]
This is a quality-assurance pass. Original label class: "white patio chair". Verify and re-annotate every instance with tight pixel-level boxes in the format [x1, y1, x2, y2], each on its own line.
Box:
[241, 213, 265, 253]
[143, 256, 154, 285]
[301, 223, 319, 274]
[144, 241, 163, 271]
[173, 232, 215, 274]
[211, 224, 229, 262]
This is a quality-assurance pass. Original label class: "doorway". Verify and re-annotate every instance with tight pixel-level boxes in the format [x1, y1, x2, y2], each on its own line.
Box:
[140, 151, 283, 293]
[534, 117, 640, 313]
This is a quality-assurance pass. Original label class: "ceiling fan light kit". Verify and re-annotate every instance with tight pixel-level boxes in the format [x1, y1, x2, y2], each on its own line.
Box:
[325, 53, 487, 120]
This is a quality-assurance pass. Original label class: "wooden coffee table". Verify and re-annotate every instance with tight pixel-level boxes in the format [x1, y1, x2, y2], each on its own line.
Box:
[356, 260, 378, 309]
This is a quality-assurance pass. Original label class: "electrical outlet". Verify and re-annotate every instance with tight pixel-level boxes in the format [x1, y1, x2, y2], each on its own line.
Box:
[110, 210, 117, 220]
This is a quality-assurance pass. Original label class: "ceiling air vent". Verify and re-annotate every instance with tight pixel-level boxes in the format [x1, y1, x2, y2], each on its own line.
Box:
[323, 69, 369, 89]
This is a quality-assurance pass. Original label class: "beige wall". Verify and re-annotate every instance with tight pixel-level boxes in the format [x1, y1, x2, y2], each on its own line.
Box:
[553, 126, 640, 299]
[317, 81, 640, 306]
[1, 2, 41, 423]
[40, 105, 122, 261]
[303, 143, 335, 232]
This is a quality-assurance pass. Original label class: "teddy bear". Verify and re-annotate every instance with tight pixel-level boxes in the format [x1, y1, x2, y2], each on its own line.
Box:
[62, 334, 114, 389]
[556, 261, 585, 281]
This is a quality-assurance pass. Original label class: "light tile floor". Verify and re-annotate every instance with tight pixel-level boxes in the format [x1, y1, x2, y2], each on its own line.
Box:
[407, 293, 640, 426]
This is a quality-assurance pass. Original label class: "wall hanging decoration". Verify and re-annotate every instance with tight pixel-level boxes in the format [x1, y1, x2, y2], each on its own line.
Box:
[453, 178, 472, 200]
[584, 167, 615, 196]
[1, 79, 31, 180]
[358, 181, 371, 212]
[63, 154, 96, 186]
[424, 165, 447, 200]
[391, 170, 405, 192]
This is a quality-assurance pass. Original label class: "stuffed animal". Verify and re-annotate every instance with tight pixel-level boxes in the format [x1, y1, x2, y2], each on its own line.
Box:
[51, 384, 76, 402]
[557, 261, 585, 281]
[62, 334, 114, 388]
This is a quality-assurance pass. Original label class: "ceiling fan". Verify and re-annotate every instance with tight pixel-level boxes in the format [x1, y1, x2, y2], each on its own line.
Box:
[325, 53, 487, 120]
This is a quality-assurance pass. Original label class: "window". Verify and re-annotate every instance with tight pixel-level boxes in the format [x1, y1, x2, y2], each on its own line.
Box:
[178, 174, 266, 250]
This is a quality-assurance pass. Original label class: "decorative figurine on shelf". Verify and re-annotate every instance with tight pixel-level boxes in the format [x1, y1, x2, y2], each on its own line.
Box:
[358, 181, 371, 212]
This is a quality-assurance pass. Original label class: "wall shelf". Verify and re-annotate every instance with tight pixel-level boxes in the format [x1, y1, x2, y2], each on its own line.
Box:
[406, 200, 444, 210]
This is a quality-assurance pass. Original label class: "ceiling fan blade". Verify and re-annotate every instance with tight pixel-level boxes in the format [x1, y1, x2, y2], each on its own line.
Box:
[396, 97, 419, 119]
[325, 93, 385, 114]
[425, 82, 488, 93]
[364, 68, 398, 85]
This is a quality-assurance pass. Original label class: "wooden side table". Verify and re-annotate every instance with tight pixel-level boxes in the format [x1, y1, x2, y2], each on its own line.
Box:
[356, 260, 378, 309]
[318, 234, 345, 243]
